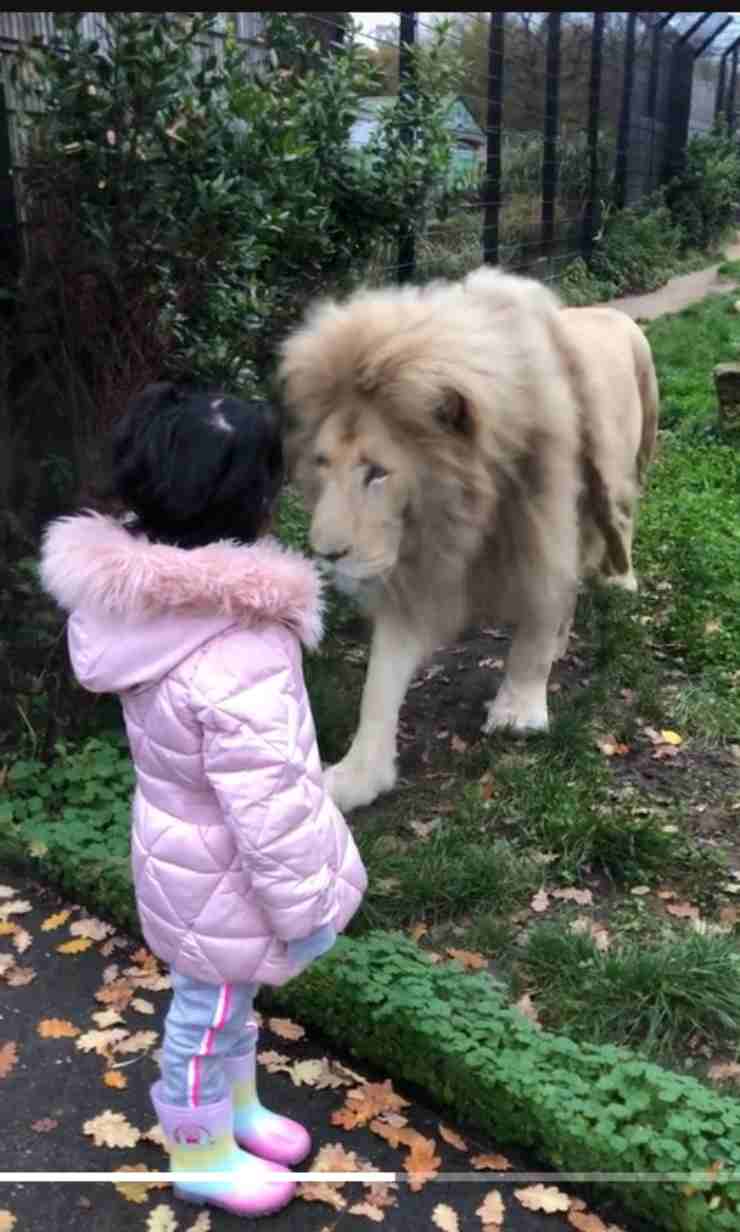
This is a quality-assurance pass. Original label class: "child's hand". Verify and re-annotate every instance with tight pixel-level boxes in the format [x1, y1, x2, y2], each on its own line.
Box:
[285, 923, 337, 964]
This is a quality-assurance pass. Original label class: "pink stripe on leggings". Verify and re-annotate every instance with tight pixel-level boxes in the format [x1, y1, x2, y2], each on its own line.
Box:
[188, 984, 233, 1108]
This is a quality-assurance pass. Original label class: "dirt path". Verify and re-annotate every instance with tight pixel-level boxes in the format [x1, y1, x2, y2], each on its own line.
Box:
[607, 238, 740, 321]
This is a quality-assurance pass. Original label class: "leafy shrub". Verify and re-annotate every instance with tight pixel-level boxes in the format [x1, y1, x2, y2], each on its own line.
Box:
[268, 930, 740, 1232]
[666, 127, 740, 253]
[588, 196, 685, 296]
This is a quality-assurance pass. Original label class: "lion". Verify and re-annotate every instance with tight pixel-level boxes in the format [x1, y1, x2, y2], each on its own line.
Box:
[277, 266, 659, 813]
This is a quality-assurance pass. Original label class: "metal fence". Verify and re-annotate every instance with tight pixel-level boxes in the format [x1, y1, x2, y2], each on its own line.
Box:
[1, 11, 740, 289]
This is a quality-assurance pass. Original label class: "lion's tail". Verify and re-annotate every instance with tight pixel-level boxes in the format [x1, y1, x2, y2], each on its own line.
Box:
[633, 325, 659, 484]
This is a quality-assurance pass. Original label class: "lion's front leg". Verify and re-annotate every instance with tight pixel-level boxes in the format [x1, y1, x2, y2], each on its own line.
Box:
[324, 614, 428, 812]
[483, 609, 566, 737]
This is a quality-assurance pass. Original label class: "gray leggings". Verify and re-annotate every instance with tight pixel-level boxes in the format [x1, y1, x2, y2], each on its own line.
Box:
[161, 970, 260, 1107]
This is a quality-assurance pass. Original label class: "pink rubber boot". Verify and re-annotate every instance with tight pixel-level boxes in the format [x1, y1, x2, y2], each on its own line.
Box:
[151, 1081, 296, 1217]
[224, 1051, 312, 1167]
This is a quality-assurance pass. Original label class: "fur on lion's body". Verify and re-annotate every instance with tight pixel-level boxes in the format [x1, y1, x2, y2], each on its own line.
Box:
[279, 267, 659, 812]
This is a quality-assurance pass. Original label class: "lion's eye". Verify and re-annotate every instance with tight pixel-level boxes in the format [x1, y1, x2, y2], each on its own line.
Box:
[365, 463, 388, 486]
[314, 453, 329, 468]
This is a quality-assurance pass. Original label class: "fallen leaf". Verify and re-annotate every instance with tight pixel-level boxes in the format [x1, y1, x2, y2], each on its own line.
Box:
[37, 1019, 80, 1039]
[660, 730, 682, 746]
[409, 819, 442, 841]
[471, 1154, 511, 1171]
[311, 1143, 367, 1175]
[666, 901, 700, 921]
[41, 911, 72, 932]
[0, 1043, 18, 1079]
[0, 1214, 16, 1232]
[631, 886, 651, 897]
[707, 1062, 740, 1084]
[432, 1203, 460, 1232]
[404, 1134, 441, 1192]
[114, 1030, 159, 1055]
[446, 948, 487, 971]
[409, 923, 428, 943]
[84, 1110, 141, 1149]
[451, 735, 468, 754]
[131, 947, 158, 970]
[5, 965, 36, 987]
[76, 1029, 129, 1056]
[333, 1081, 410, 1131]
[363, 1184, 397, 1213]
[297, 1182, 346, 1211]
[104, 1070, 128, 1090]
[477, 1190, 505, 1228]
[12, 928, 32, 956]
[95, 981, 134, 1010]
[568, 1212, 612, 1232]
[102, 964, 120, 985]
[552, 888, 593, 906]
[348, 1201, 385, 1222]
[268, 1017, 305, 1042]
[288, 1059, 327, 1088]
[0, 888, 15, 899]
[57, 938, 94, 955]
[31, 1118, 59, 1134]
[0, 900, 32, 919]
[142, 1122, 168, 1150]
[185, 1215, 211, 1232]
[147, 1206, 178, 1232]
[131, 998, 156, 1016]
[257, 1050, 292, 1075]
[0, 924, 16, 937]
[130, 972, 171, 992]
[597, 739, 629, 758]
[570, 917, 611, 952]
[438, 1124, 468, 1152]
[515, 1184, 571, 1213]
[92, 1010, 126, 1029]
[515, 994, 542, 1028]
[720, 906, 740, 927]
[369, 1119, 418, 1150]
[530, 890, 550, 914]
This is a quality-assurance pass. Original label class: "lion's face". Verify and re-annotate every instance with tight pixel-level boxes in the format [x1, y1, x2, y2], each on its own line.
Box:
[293, 409, 417, 590]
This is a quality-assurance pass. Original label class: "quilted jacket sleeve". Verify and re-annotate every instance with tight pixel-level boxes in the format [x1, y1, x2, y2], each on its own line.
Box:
[191, 625, 342, 944]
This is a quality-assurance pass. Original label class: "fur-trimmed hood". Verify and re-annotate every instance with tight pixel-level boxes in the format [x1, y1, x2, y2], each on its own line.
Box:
[40, 512, 324, 694]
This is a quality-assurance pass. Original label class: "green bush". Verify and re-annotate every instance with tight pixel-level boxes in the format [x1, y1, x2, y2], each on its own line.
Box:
[666, 128, 740, 253]
[268, 931, 740, 1232]
[589, 197, 685, 296]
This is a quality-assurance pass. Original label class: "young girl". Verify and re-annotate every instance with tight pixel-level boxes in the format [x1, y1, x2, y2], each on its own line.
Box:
[40, 382, 367, 1218]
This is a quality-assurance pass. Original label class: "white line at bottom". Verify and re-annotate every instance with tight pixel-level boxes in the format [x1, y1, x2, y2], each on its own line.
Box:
[0, 1171, 735, 1184]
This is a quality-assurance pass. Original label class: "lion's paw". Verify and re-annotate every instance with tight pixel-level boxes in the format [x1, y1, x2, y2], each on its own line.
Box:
[324, 756, 397, 813]
[603, 570, 638, 594]
[482, 694, 549, 737]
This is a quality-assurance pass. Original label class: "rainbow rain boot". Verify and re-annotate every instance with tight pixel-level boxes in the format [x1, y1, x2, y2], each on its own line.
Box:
[224, 1050, 311, 1167]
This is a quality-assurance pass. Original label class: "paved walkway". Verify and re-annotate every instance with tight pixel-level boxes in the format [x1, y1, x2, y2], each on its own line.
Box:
[0, 869, 653, 1232]
[608, 238, 740, 321]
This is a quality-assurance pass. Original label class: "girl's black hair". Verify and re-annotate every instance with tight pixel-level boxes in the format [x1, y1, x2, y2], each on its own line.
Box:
[111, 382, 284, 548]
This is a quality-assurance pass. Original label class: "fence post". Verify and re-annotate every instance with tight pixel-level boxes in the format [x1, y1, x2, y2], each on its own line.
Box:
[582, 12, 604, 262]
[716, 49, 729, 121]
[397, 9, 417, 284]
[728, 44, 739, 132]
[614, 11, 637, 210]
[482, 13, 504, 266]
[540, 12, 561, 261]
[646, 14, 675, 189]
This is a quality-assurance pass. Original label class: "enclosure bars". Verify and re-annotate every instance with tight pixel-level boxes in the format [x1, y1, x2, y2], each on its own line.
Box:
[613, 12, 637, 211]
[397, 9, 417, 283]
[646, 14, 675, 191]
[728, 44, 740, 133]
[482, 13, 504, 266]
[663, 14, 713, 184]
[582, 13, 604, 262]
[540, 13, 561, 262]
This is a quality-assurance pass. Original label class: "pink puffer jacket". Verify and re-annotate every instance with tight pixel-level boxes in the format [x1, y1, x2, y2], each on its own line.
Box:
[40, 513, 367, 987]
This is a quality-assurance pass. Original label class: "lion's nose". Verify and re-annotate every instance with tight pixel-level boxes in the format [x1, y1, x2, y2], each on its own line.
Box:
[317, 547, 349, 563]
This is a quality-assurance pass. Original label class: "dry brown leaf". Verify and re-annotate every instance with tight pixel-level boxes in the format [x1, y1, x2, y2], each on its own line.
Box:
[5, 965, 36, 987]
[720, 906, 740, 927]
[404, 1134, 441, 1192]
[76, 1029, 129, 1056]
[37, 1018, 80, 1039]
[84, 1109, 141, 1149]
[530, 890, 550, 914]
[368, 1119, 419, 1150]
[131, 947, 158, 970]
[185, 1215, 211, 1232]
[258, 1049, 292, 1074]
[552, 888, 593, 906]
[41, 911, 72, 932]
[142, 1122, 168, 1151]
[12, 928, 32, 956]
[451, 734, 468, 754]
[70, 917, 115, 942]
[0, 1213, 16, 1232]
[0, 887, 15, 898]
[131, 998, 156, 1016]
[268, 1017, 305, 1042]
[477, 1190, 505, 1228]
[515, 1184, 571, 1213]
[57, 938, 94, 955]
[147, 1206, 178, 1232]
[0, 900, 32, 919]
[446, 948, 487, 971]
[130, 972, 171, 992]
[0, 923, 15, 937]
[92, 1010, 126, 1029]
[708, 1061, 740, 1083]
[515, 994, 542, 1029]
[297, 1182, 346, 1211]
[332, 1080, 410, 1131]
[438, 1124, 468, 1152]
[666, 901, 700, 921]
[596, 739, 630, 758]
[287, 1059, 327, 1088]
[311, 1143, 367, 1174]
[96, 980, 134, 1009]
[471, 1154, 512, 1171]
[312, 1057, 358, 1091]
[114, 1030, 159, 1055]
[104, 1070, 128, 1090]
[432, 1204, 460, 1232]
[348, 1201, 385, 1222]
[31, 1118, 59, 1134]
[0, 1042, 18, 1079]
[102, 964, 120, 985]
[364, 1184, 398, 1212]
[113, 1163, 169, 1205]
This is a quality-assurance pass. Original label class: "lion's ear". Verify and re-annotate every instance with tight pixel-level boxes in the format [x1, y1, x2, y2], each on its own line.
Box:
[435, 389, 473, 437]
